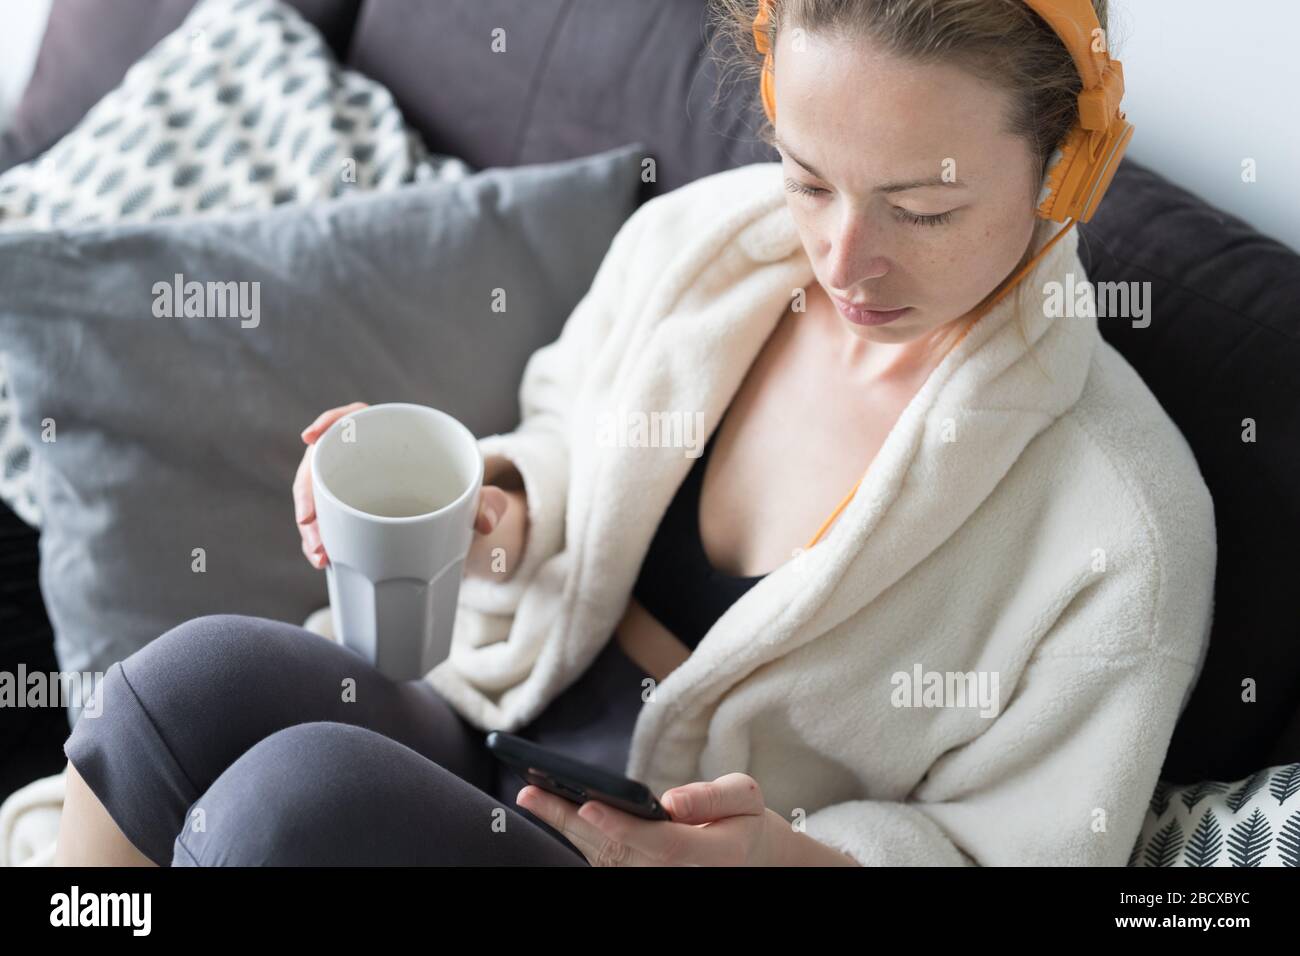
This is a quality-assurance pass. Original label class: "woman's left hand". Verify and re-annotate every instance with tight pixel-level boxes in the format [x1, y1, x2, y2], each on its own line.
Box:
[516, 772, 786, 866]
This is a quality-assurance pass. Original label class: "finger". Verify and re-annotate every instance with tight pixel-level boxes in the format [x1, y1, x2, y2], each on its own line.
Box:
[300, 520, 322, 555]
[300, 536, 327, 570]
[301, 401, 368, 442]
[574, 799, 699, 865]
[300, 401, 368, 444]
[293, 454, 315, 526]
[521, 786, 727, 867]
[474, 486, 508, 535]
[661, 773, 766, 824]
[516, 787, 647, 867]
[573, 797, 749, 866]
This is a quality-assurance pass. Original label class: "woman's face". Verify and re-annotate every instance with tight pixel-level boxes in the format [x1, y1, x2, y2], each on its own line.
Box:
[772, 28, 1042, 350]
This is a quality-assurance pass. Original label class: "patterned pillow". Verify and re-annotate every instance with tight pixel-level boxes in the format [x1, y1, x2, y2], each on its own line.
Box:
[1129, 763, 1300, 866]
[0, 0, 470, 527]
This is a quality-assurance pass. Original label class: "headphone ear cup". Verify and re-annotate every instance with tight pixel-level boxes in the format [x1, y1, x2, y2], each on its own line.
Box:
[1035, 144, 1066, 219]
[1035, 126, 1085, 222]
[1078, 117, 1134, 221]
[1036, 118, 1134, 223]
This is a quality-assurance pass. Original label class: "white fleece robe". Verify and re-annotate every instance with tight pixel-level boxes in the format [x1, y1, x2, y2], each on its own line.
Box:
[424, 161, 1217, 867]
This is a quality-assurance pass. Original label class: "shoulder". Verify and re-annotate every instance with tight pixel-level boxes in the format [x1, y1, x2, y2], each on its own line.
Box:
[1068, 339, 1216, 554]
[1041, 338, 1217, 662]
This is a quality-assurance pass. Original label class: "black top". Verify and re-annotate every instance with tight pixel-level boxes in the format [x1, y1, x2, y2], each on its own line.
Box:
[630, 425, 768, 651]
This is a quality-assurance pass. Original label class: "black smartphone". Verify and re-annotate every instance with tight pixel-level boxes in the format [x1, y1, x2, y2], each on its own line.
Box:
[485, 730, 672, 822]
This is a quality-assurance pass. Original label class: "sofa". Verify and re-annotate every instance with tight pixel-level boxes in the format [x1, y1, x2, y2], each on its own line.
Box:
[2, 0, 1298, 866]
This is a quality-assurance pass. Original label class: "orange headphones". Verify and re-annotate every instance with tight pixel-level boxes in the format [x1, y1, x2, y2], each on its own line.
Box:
[754, 0, 1136, 549]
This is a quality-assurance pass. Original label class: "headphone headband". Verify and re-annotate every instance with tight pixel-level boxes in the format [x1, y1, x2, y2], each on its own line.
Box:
[1022, 0, 1125, 132]
[751, 0, 1134, 223]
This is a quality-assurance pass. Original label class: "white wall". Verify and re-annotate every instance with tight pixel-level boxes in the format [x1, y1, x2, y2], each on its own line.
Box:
[0, 0, 52, 129]
[1111, 0, 1299, 252]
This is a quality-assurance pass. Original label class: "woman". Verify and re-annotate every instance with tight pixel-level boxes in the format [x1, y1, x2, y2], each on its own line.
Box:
[56, 0, 1216, 866]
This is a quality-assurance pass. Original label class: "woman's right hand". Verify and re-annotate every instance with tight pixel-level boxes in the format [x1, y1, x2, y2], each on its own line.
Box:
[294, 402, 368, 569]
[293, 402, 517, 571]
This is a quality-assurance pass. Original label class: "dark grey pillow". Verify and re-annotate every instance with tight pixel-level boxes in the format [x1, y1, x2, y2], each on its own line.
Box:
[0, 142, 647, 726]
[346, 0, 777, 197]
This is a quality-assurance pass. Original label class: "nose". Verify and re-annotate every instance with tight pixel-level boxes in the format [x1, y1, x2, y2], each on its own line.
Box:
[822, 207, 889, 292]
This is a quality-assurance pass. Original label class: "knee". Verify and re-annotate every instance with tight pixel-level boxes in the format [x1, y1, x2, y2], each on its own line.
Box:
[122, 613, 294, 703]
[68, 613, 292, 753]
[171, 722, 409, 866]
[133, 613, 270, 666]
[152, 613, 278, 659]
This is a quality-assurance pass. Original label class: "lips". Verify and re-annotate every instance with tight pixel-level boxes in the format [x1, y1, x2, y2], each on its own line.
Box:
[831, 294, 912, 327]
[843, 302, 903, 311]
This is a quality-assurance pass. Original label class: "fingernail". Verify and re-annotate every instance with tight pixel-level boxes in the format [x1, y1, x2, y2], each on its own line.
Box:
[580, 802, 605, 825]
[668, 792, 690, 817]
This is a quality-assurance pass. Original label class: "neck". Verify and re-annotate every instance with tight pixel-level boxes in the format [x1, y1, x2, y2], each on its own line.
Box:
[823, 286, 977, 385]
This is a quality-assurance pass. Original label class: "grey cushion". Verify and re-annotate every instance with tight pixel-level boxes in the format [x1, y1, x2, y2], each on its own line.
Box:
[0, 0, 470, 531]
[0, 142, 647, 726]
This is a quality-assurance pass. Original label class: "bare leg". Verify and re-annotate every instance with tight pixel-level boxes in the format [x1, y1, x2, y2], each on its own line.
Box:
[54, 761, 157, 867]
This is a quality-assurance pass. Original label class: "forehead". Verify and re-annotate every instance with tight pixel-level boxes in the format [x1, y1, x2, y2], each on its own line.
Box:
[773, 28, 1018, 172]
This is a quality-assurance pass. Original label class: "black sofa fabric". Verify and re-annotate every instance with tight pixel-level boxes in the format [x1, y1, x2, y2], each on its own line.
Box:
[347, 0, 777, 196]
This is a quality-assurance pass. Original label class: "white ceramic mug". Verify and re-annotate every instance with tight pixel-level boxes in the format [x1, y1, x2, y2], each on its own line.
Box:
[310, 403, 483, 681]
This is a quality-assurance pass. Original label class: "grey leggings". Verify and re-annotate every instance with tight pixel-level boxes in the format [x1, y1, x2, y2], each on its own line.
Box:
[63, 613, 651, 865]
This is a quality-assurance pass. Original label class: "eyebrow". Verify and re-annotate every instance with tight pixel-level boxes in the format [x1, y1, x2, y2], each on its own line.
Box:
[774, 134, 969, 193]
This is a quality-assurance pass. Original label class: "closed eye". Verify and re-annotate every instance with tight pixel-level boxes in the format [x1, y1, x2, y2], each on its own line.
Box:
[893, 208, 954, 227]
[784, 178, 826, 198]
[784, 178, 955, 227]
